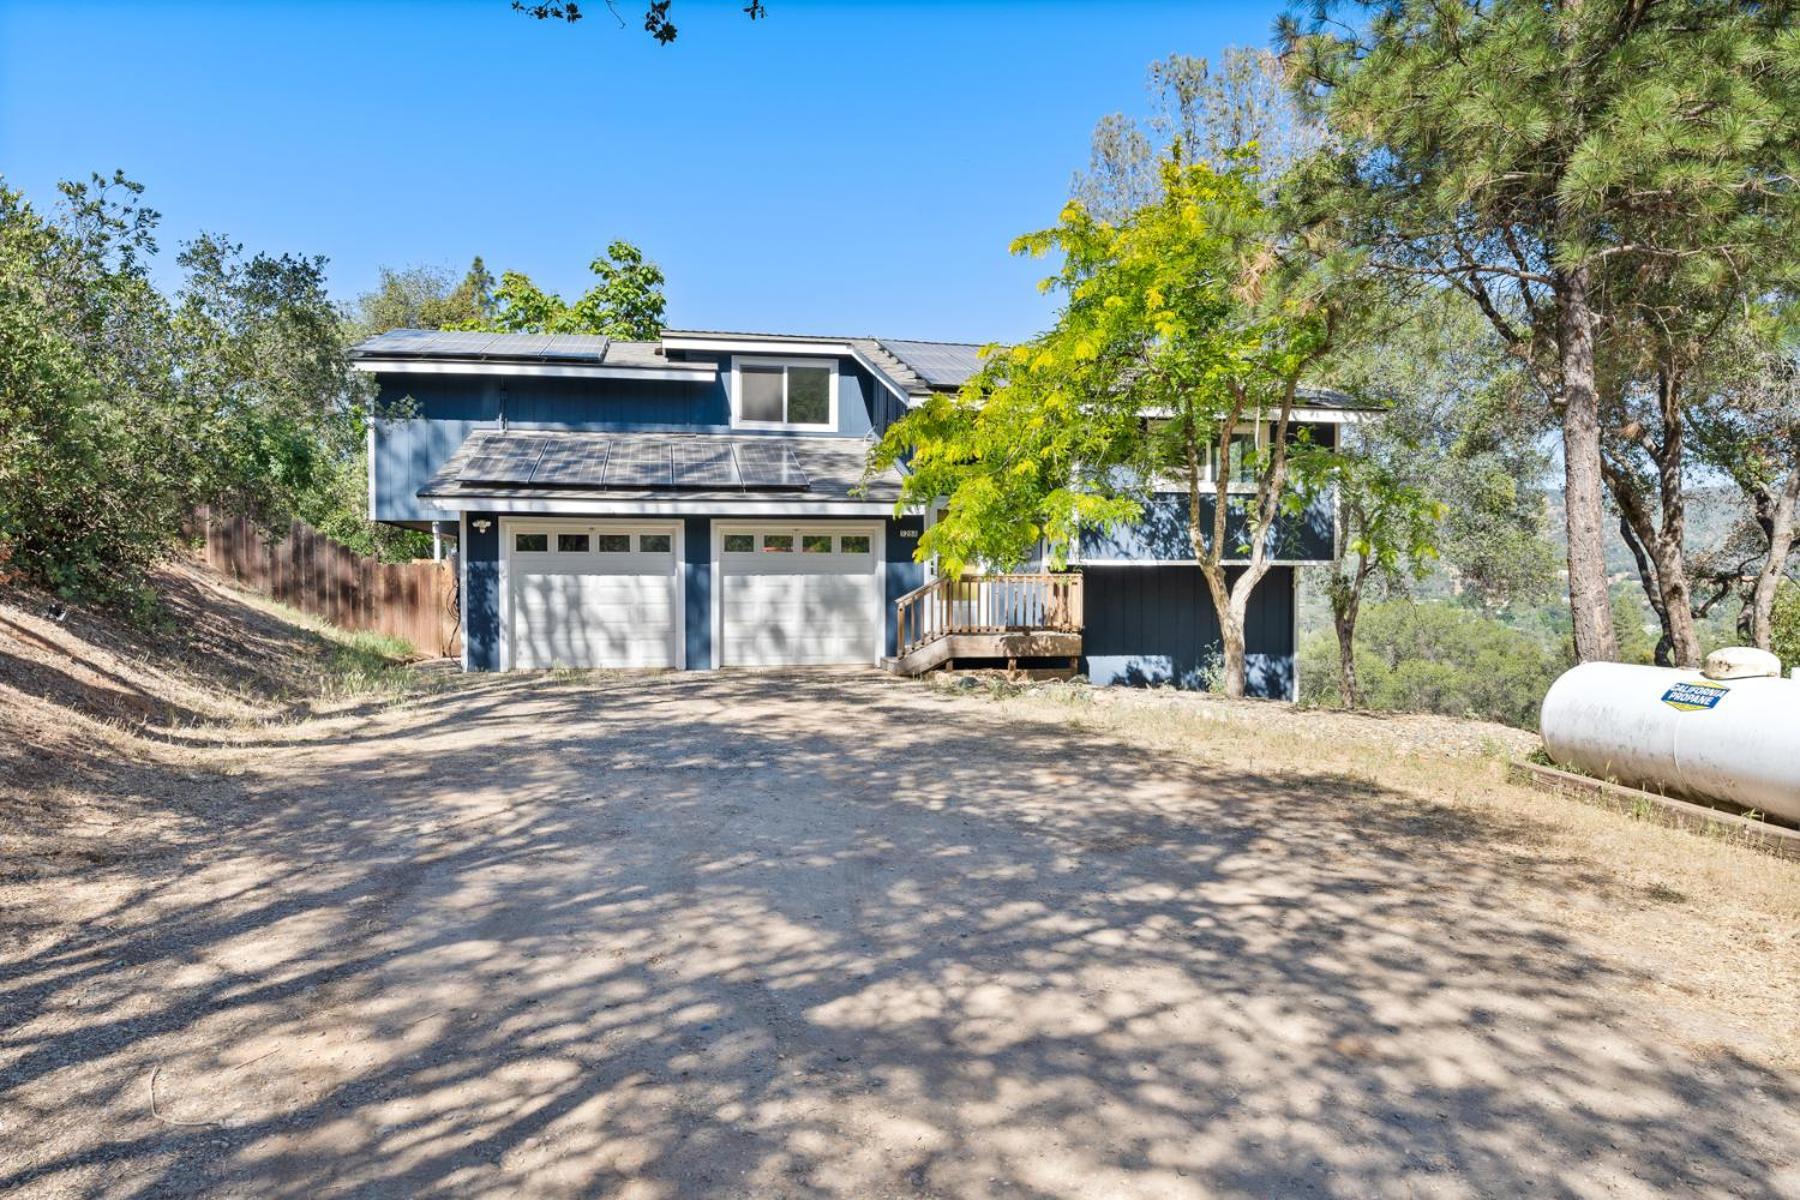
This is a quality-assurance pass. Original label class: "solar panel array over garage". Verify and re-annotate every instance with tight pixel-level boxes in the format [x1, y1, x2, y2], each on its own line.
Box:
[455, 432, 811, 492]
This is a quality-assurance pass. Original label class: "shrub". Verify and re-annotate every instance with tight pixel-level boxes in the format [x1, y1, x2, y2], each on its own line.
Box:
[1300, 599, 1566, 728]
[1773, 581, 1800, 674]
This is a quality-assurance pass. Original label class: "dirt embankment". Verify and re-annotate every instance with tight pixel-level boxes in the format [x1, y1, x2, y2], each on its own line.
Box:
[0, 558, 426, 883]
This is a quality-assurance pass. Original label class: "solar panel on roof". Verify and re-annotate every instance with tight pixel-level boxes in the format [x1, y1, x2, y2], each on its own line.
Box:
[451, 432, 817, 493]
[879, 339, 986, 389]
[670, 442, 738, 488]
[529, 438, 611, 487]
[602, 437, 674, 488]
[458, 433, 551, 484]
[732, 442, 810, 490]
[358, 329, 610, 364]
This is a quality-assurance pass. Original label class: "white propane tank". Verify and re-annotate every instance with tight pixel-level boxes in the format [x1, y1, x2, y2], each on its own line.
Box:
[1540, 661, 1800, 823]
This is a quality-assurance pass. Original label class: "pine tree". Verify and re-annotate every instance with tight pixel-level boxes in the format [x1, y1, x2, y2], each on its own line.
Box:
[1284, 0, 1800, 663]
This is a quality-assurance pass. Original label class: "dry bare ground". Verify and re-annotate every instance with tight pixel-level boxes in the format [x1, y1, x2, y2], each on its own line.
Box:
[2, 564, 1797, 1198]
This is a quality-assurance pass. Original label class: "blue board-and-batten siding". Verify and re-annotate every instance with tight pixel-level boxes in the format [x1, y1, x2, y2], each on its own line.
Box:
[683, 515, 712, 669]
[461, 513, 502, 671]
[1082, 565, 1296, 700]
[1080, 492, 1334, 564]
[884, 515, 927, 656]
[371, 357, 891, 523]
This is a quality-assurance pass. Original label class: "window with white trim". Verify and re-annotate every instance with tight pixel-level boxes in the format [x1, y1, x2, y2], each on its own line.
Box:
[733, 358, 835, 429]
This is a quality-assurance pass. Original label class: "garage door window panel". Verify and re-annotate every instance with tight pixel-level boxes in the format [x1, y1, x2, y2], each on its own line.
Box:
[516, 533, 548, 552]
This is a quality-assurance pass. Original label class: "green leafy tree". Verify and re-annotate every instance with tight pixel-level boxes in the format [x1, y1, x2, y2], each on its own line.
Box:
[354, 257, 494, 335]
[1285, 0, 1800, 666]
[1308, 293, 1557, 705]
[1771, 580, 1800, 670]
[1072, 48, 1328, 220]
[0, 171, 422, 608]
[0, 173, 187, 603]
[1298, 598, 1566, 727]
[1307, 432, 1443, 707]
[875, 154, 1352, 698]
[468, 241, 666, 339]
[1689, 330, 1800, 650]
[173, 233, 367, 530]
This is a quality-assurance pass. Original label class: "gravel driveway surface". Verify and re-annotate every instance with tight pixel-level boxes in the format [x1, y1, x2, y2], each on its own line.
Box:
[3, 671, 1795, 1198]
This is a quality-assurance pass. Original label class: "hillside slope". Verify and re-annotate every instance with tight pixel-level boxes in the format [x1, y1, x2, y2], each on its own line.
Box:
[0, 558, 431, 879]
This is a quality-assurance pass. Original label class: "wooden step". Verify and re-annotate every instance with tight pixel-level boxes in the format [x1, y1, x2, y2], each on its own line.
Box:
[885, 631, 1083, 677]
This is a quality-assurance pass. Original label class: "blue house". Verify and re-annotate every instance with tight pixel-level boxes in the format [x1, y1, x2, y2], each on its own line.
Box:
[357, 328, 1367, 699]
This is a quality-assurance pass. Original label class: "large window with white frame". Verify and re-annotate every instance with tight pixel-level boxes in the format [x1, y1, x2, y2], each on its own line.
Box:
[732, 357, 836, 429]
[1144, 418, 1267, 487]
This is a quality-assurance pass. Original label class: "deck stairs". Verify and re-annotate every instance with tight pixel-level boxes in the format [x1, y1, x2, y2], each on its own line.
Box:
[883, 573, 1084, 677]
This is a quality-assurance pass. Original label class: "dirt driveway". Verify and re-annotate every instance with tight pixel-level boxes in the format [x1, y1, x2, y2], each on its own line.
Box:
[3, 671, 1796, 1198]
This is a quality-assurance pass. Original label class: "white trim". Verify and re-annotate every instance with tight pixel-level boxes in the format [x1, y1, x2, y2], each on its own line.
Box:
[498, 516, 685, 672]
[710, 522, 722, 670]
[458, 511, 470, 672]
[728, 355, 840, 432]
[423, 496, 897, 516]
[660, 334, 919, 409]
[366, 422, 378, 520]
[353, 358, 716, 383]
[711, 518, 887, 668]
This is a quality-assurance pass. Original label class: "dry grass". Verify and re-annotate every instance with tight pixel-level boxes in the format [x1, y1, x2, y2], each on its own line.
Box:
[933, 676, 1800, 1067]
[0, 557, 454, 883]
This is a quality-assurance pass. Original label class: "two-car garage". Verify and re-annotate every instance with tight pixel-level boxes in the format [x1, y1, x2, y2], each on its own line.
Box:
[500, 519, 885, 671]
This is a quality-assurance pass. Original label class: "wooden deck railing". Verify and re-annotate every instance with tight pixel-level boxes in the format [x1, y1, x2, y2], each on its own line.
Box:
[894, 573, 1084, 657]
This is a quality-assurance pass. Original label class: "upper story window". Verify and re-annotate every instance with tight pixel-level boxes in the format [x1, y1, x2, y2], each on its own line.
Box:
[732, 357, 836, 430]
[1142, 419, 1266, 487]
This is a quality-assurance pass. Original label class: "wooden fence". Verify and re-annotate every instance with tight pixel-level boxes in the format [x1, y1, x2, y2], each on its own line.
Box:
[199, 511, 460, 658]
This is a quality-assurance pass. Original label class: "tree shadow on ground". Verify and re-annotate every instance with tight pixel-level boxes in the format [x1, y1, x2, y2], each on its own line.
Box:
[1, 671, 1793, 1199]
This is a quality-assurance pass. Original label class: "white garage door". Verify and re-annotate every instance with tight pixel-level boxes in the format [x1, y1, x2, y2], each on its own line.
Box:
[507, 523, 680, 669]
[719, 526, 881, 667]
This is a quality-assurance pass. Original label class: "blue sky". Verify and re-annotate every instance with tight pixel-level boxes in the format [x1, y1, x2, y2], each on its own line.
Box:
[1, 0, 1277, 342]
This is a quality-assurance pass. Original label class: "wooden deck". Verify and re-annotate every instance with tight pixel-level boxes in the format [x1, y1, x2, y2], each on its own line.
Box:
[887, 574, 1084, 677]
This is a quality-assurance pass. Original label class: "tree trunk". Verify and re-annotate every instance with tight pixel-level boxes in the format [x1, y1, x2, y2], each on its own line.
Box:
[1334, 606, 1361, 707]
[1559, 266, 1620, 663]
[1221, 588, 1251, 699]
[1749, 469, 1800, 649]
[1328, 560, 1366, 708]
[1652, 371, 1701, 667]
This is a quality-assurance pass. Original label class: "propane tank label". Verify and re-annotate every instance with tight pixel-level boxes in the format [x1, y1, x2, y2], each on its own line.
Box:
[1661, 680, 1729, 712]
